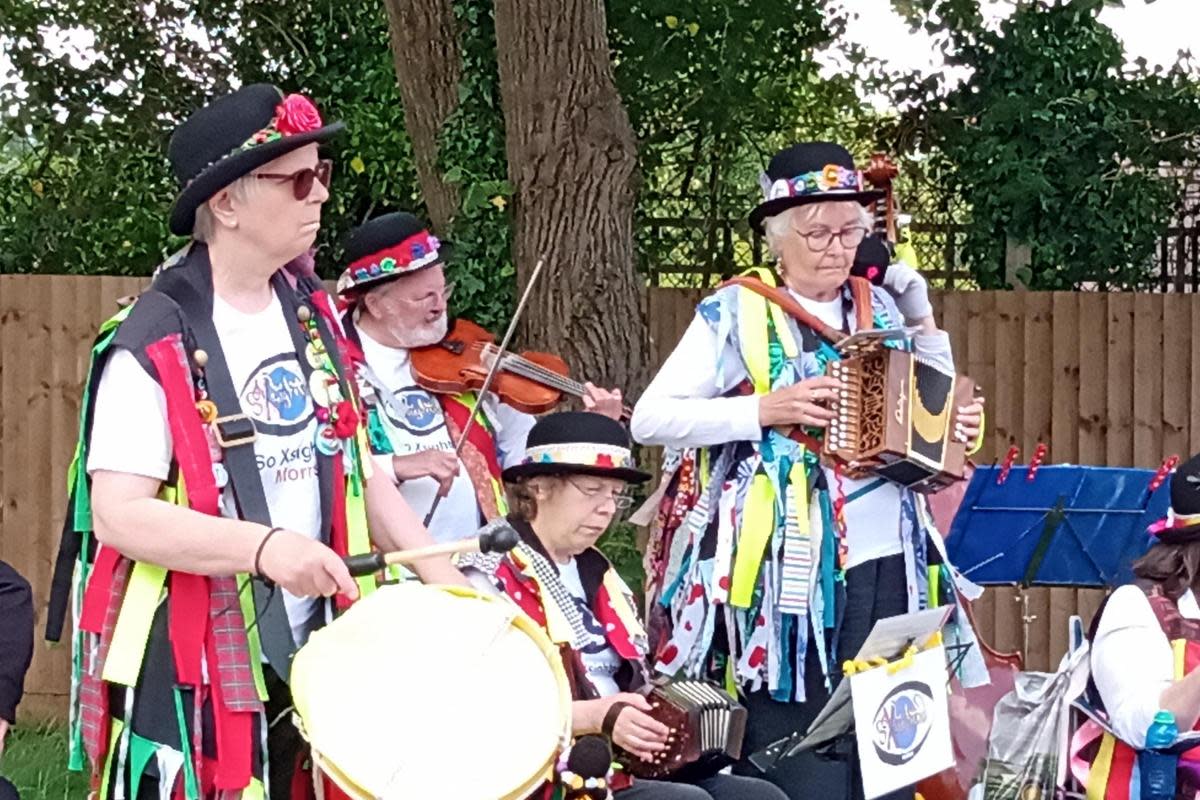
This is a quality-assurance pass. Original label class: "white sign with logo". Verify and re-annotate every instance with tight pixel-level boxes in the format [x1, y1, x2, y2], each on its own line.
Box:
[849, 644, 953, 800]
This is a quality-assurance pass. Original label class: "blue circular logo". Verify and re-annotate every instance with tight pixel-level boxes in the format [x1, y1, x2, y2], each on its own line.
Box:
[239, 354, 315, 437]
[382, 387, 445, 436]
[871, 681, 935, 766]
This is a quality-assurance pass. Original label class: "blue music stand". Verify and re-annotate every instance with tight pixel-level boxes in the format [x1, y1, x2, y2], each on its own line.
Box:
[944, 465, 1170, 589]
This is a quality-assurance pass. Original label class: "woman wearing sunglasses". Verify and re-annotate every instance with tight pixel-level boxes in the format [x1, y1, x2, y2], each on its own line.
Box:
[460, 411, 787, 800]
[64, 84, 464, 799]
[629, 142, 986, 800]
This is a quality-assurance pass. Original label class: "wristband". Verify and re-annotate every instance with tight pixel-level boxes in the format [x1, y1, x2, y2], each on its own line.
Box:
[254, 526, 284, 583]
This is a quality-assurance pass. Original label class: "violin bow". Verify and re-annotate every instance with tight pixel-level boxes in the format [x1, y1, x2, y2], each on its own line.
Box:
[423, 258, 546, 527]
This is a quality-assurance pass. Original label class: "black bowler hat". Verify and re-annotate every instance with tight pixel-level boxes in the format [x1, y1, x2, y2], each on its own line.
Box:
[748, 142, 884, 234]
[168, 84, 344, 236]
[502, 412, 650, 484]
[1150, 454, 1200, 543]
[851, 233, 894, 286]
[337, 212, 449, 297]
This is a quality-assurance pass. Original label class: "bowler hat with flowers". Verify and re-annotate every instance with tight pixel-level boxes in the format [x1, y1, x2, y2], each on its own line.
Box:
[337, 212, 449, 297]
[748, 142, 884, 235]
[168, 83, 344, 236]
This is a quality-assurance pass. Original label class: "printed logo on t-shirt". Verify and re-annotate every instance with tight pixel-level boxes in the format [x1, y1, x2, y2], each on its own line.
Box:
[239, 353, 314, 436]
[383, 386, 447, 437]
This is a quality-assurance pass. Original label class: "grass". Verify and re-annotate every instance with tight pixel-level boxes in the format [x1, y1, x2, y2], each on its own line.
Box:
[2, 721, 90, 799]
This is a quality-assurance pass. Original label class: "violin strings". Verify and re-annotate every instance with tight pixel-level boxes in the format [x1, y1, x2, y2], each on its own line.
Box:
[481, 343, 587, 396]
[500, 356, 585, 396]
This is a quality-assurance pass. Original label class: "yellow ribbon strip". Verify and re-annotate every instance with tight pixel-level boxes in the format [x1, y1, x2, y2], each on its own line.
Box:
[237, 574, 270, 702]
[729, 473, 776, 608]
[738, 277, 772, 395]
[102, 561, 168, 686]
[345, 481, 375, 599]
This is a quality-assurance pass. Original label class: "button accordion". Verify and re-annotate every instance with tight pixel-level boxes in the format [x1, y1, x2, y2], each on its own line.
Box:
[824, 339, 975, 491]
[615, 680, 748, 780]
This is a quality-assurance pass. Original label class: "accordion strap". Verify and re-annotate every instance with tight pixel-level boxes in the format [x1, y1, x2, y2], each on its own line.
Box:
[602, 701, 632, 738]
[722, 275, 876, 343]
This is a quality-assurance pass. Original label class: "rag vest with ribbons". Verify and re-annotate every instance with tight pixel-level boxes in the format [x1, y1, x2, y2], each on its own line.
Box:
[642, 267, 989, 701]
[46, 244, 375, 800]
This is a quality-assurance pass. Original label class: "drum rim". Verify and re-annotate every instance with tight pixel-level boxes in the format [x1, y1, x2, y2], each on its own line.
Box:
[293, 583, 573, 798]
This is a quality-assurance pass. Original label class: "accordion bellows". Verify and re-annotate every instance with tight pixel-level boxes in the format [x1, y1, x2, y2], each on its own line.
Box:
[616, 681, 748, 779]
[825, 346, 974, 491]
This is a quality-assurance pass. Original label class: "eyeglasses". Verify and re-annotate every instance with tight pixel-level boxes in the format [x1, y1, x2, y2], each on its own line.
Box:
[564, 477, 634, 510]
[391, 281, 455, 308]
[794, 225, 870, 252]
[254, 159, 333, 201]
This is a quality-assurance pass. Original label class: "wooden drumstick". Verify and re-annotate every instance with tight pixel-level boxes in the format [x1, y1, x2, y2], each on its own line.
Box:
[343, 524, 520, 577]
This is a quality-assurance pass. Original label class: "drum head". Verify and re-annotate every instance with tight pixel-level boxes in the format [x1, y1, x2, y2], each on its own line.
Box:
[291, 583, 571, 799]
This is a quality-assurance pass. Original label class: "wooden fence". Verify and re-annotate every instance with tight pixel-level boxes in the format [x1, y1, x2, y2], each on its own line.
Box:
[4, 274, 1200, 719]
[0, 275, 146, 719]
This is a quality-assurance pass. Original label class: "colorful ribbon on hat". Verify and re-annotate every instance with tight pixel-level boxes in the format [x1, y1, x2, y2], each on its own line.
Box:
[521, 442, 633, 470]
[344, 230, 443, 288]
[1149, 509, 1200, 537]
[763, 163, 864, 202]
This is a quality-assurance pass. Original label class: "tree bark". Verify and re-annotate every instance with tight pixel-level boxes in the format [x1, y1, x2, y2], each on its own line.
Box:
[492, 0, 648, 394]
[380, 0, 461, 233]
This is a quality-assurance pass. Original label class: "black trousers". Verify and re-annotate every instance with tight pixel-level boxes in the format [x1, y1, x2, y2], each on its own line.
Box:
[618, 772, 789, 800]
[0, 776, 17, 800]
[734, 553, 916, 800]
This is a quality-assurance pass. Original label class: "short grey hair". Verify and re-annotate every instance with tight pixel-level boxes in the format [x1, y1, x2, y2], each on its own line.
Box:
[762, 202, 873, 259]
[192, 175, 262, 242]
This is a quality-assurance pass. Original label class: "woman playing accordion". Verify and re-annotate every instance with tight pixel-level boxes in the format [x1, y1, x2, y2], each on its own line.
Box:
[629, 141, 987, 800]
[462, 411, 787, 800]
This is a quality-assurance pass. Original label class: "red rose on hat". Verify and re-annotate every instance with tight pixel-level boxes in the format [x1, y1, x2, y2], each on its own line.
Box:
[275, 94, 323, 135]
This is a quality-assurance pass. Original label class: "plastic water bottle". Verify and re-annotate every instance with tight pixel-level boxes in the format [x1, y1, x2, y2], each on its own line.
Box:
[1142, 710, 1180, 800]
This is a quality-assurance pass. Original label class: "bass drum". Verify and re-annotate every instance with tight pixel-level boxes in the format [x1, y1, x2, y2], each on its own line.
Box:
[291, 583, 572, 799]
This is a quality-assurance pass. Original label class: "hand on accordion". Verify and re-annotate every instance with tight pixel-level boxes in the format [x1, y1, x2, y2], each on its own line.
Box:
[954, 396, 985, 444]
[758, 375, 841, 428]
[595, 693, 671, 762]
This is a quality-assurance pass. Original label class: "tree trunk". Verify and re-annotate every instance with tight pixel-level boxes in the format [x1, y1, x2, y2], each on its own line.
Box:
[380, 0, 461, 233]
[492, 0, 648, 394]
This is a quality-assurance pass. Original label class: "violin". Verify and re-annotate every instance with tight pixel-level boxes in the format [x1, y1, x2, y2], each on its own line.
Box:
[409, 318, 631, 416]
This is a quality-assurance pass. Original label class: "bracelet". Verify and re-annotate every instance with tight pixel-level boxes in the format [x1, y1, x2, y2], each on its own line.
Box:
[601, 701, 631, 738]
[254, 526, 283, 582]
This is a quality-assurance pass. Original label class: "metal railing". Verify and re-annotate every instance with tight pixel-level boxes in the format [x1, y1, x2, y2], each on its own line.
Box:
[640, 217, 1200, 291]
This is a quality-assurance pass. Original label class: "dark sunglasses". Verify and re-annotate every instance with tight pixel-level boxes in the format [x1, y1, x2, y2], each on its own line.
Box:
[254, 158, 333, 200]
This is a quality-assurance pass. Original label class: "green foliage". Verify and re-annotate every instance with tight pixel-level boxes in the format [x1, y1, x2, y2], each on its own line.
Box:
[608, 0, 880, 279]
[0, 0, 422, 279]
[883, 0, 1200, 289]
[436, 0, 516, 332]
[597, 520, 646, 600]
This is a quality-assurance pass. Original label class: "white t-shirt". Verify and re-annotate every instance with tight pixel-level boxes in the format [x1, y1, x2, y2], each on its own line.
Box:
[87, 291, 323, 646]
[792, 292, 904, 567]
[1091, 585, 1200, 748]
[558, 558, 623, 697]
[357, 327, 535, 543]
